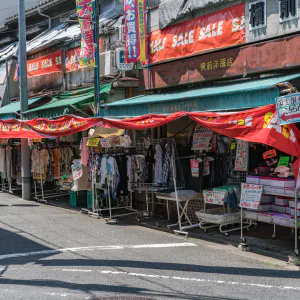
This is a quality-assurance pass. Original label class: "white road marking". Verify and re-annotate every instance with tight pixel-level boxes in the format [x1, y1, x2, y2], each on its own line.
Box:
[58, 269, 300, 292]
[0, 242, 197, 260]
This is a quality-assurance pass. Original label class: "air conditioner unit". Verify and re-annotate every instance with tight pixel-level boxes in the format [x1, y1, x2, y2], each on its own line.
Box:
[99, 51, 118, 76]
[118, 25, 126, 42]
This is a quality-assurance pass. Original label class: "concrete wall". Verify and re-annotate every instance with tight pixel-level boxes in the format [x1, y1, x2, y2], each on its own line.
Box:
[246, 0, 300, 43]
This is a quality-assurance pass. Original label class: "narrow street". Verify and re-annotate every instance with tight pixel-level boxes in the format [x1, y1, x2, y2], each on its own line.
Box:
[0, 194, 299, 300]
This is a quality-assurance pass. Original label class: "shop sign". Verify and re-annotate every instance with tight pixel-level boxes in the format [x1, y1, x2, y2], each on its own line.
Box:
[100, 138, 111, 148]
[141, 33, 300, 91]
[278, 156, 290, 167]
[76, 0, 95, 67]
[263, 149, 277, 160]
[86, 138, 100, 147]
[203, 189, 227, 205]
[190, 159, 199, 177]
[66, 39, 104, 73]
[148, 3, 245, 65]
[116, 49, 134, 71]
[192, 126, 213, 151]
[124, 0, 146, 63]
[72, 160, 83, 181]
[14, 50, 62, 80]
[235, 140, 248, 172]
[276, 92, 300, 125]
[240, 183, 263, 209]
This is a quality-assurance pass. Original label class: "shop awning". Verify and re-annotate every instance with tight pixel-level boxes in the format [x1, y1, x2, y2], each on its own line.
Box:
[24, 83, 112, 119]
[0, 98, 42, 120]
[102, 74, 300, 118]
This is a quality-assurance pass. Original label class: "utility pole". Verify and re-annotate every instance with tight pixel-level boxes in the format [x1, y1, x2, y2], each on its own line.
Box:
[18, 0, 31, 200]
[94, 0, 100, 116]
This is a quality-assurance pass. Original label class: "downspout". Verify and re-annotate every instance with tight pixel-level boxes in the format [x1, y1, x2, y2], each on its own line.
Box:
[5, 59, 11, 104]
[38, 8, 52, 29]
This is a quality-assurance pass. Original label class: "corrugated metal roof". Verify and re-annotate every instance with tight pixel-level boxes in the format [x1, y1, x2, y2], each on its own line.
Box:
[26, 23, 80, 54]
[0, 43, 17, 62]
[5, 0, 69, 22]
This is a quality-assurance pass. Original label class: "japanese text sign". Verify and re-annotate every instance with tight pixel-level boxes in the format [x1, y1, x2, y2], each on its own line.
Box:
[192, 126, 213, 152]
[276, 92, 300, 125]
[76, 0, 95, 67]
[190, 159, 199, 177]
[14, 50, 62, 79]
[72, 160, 83, 181]
[234, 140, 248, 171]
[148, 3, 245, 64]
[124, 0, 146, 63]
[86, 138, 100, 147]
[240, 183, 263, 210]
[263, 149, 277, 160]
[203, 189, 227, 205]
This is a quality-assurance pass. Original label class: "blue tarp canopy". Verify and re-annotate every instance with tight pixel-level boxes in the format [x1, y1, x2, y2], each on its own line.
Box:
[102, 74, 300, 118]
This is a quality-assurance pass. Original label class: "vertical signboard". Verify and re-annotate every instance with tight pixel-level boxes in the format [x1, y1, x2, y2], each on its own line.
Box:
[76, 0, 95, 67]
[124, 0, 146, 63]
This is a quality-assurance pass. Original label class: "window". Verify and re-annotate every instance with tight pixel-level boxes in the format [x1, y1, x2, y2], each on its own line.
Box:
[279, 0, 298, 23]
[249, 0, 267, 31]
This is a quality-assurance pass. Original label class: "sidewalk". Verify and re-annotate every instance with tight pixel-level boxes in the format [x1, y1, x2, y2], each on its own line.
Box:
[2, 191, 299, 265]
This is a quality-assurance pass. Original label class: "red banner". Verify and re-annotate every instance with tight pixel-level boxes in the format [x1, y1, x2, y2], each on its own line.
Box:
[76, 0, 94, 67]
[188, 105, 300, 157]
[148, 3, 245, 64]
[124, 0, 146, 63]
[1, 105, 300, 159]
[0, 116, 106, 139]
[66, 39, 104, 73]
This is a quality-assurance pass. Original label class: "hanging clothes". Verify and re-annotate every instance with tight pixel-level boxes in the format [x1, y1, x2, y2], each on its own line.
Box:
[154, 144, 163, 184]
[162, 142, 172, 184]
[0, 147, 6, 176]
[6, 146, 12, 179]
[146, 145, 155, 183]
[80, 138, 89, 166]
[107, 156, 120, 200]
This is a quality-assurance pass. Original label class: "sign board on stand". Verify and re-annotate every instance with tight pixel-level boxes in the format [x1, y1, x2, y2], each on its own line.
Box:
[240, 183, 263, 209]
[190, 159, 199, 177]
[276, 92, 300, 125]
[203, 189, 227, 206]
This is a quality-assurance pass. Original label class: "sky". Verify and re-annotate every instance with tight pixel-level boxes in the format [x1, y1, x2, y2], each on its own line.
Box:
[0, 0, 41, 26]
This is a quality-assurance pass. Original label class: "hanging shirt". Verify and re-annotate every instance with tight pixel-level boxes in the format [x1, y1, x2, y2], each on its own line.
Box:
[162, 143, 172, 184]
[80, 138, 89, 166]
[154, 144, 163, 184]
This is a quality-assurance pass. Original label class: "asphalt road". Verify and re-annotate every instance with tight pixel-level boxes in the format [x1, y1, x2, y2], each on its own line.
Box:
[0, 194, 300, 300]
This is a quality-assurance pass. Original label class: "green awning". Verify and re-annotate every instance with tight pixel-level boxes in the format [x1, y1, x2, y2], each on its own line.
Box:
[25, 83, 112, 119]
[0, 98, 41, 120]
[102, 74, 300, 118]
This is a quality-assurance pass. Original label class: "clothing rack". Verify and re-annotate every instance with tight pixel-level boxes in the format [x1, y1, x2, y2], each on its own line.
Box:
[31, 143, 72, 203]
[87, 147, 138, 221]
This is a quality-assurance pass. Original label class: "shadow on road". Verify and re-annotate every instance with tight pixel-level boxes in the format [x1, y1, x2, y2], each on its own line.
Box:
[0, 277, 244, 300]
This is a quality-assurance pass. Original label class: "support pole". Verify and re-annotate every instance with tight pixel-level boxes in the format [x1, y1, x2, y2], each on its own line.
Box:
[19, 0, 31, 200]
[94, 0, 100, 116]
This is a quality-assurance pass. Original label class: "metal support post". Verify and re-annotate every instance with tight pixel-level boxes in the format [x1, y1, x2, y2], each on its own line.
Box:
[19, 0, 31, 200]
[94, 0, 101, 116]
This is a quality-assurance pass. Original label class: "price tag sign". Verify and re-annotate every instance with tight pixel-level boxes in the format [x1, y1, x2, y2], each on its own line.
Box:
[190, 159, 199, 177]
[86, 138, 100, 147]
[72, 160, 83, 181]
[100, 138, 111, 148]
[230, 142, 236, 150]
[278, 156, 289, 167]
[33, 139, 42, 143]
[203, 189, 227, 205]
[276, 92, 300, 125]
[234, 140, 248, 171]
[192, 126, 213, 151]
[240, 183, 263, 210]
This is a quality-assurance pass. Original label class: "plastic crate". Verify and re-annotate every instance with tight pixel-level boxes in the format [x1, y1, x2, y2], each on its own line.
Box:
[70, 191, 88, 208]
[87, 190, 93, 209]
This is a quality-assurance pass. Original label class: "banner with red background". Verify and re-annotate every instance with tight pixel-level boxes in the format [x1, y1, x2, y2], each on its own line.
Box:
[14, 50, 62, 80]
[0, 105, 300, 158]
[124, 0, 147, 63]
[148, 3, 245, 65]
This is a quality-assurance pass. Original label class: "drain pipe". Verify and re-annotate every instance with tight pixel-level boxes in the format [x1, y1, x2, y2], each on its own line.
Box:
[38, 8, 52, 29]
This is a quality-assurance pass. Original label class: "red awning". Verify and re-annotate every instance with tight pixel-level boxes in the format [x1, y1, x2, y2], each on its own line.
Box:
[0, 104, 300, 157]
